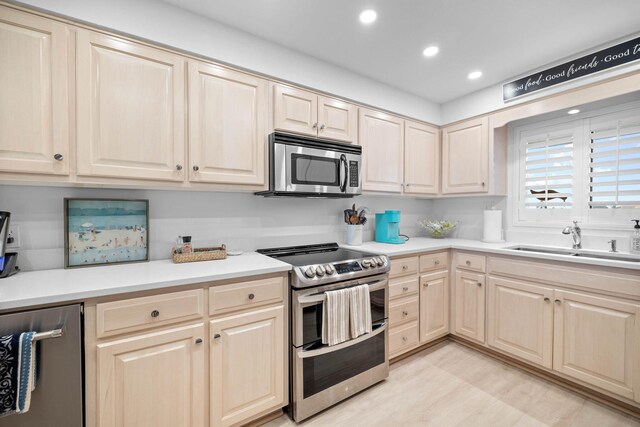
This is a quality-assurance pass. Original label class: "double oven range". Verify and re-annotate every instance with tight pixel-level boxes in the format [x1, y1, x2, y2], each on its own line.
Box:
[257, 243, 390, 422]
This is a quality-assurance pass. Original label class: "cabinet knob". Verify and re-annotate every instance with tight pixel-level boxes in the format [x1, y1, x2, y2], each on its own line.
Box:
[402, 286, 409, 292]
[319, 124, 325, 130]
[423, 283, 428, 288]
[434, 259, 440, 265]
[312, 122, 318, 129]
[54, 153, 63, 161]
[554, 299, 561, 304]
[466, 260, 471, 266]
[402, 336, 408, 342]
[213, 333, 221, 339]
[195, 338, 203, 344]
[150, 310, 160, 318]
[176, 164, 183, 171]
[481, 182, 486, 186]
[402, 265, 408, 270]
[477, 282, 482, 287]
[402, 310, 408, 316]
[192, 165, 199, 172]
[248, 293, 255, 300]
[544, 297, 550, 302]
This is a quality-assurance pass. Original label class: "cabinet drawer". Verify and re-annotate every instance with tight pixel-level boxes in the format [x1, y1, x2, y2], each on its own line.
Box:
[96, 289, 204, 338]
[389, 322, 419, 357]
[389, 256, 419, 278]
[389, 295, 419, 327]
[420, 251, 449, 273]
[209, 276, 284, 315]
[455, 252, 486, 272]
[389, 276, 419, 300]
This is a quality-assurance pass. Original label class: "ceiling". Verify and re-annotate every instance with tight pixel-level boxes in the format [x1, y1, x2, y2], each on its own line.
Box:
[160, 0, 640, 104]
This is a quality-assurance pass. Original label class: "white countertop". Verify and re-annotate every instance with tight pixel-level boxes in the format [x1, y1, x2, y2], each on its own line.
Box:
[343, 238, 640, 271]
[0, 252, 291, 312]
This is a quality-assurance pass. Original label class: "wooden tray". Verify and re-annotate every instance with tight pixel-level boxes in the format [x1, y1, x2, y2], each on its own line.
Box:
[172, 244, 227, 263]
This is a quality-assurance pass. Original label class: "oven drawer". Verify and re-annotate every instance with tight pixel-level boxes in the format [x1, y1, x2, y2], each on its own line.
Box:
[209, 276, 284, 315]
[455, 252, 486, 273]
[389, 322, 419, 357]
[389, 256, 419, 278]
[389, 276, 419, 300]
[389, 295, 419, 327]
[420, 251, 449, 273]
[96, 289, 204, 338]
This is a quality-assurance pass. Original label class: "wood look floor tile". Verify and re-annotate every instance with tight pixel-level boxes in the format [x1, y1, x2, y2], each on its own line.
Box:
[265, 342, 639, 427]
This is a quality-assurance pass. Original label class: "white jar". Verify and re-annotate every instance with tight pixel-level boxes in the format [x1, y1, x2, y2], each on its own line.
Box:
[346, 224, 363, 246]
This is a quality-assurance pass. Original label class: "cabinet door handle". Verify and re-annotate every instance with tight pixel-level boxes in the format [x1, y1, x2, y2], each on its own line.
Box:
[402, 336, 408, 342]
[176, 164, 183, 171]
[477, 282, 482, 287]
[466, 260, 471, 266]
[402, 286, 409, 292]
[434, 259, 440, 265]
[402, 310, 408, 316]
[544, 297, 550, 302]
[319, 124, 325, 130]
[213, 334, 221, 339]
[192, 165, 199, 172]
[481, 182, 486, 186]
[554, 299, 561, 304]
[402, 265, 408, 270]
[150, 310, 160, 318]
[54, 153, 63, 161]
[248, 293, 255, 300]
[423, 283, 428, 288]
[312, 122, 318, 129]
[195, 338, 203, 344]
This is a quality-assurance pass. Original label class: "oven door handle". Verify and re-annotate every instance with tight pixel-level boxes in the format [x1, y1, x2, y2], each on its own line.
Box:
[297, 322, 387, 359]
[297, 278, 388, 304]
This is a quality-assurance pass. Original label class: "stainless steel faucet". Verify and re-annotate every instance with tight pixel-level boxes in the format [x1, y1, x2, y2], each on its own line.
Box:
[562, 220, 582, 249]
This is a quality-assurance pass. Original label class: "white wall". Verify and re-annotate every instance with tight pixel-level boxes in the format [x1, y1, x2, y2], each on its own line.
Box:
[0, 185, 434, 271]
[12, 0, 441, 124]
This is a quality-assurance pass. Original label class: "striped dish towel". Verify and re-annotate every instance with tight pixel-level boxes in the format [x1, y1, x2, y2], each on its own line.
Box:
[350, 285, 372, 339]
[0, 332, 37, 417]
[322, 288, 351, 346]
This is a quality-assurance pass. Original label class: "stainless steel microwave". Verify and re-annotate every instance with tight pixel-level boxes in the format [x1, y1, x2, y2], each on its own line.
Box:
[256, 132, 362, 198]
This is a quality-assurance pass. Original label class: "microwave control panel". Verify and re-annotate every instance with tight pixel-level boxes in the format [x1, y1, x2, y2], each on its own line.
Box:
[349, 161, 359, 187]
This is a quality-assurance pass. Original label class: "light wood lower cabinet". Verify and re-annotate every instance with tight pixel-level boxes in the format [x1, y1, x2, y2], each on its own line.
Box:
[419, 270, 449, 343]
[210, 305, 285, 427]
[553, 290, 640, 402]
[454, 269, 485, 343]
[487, 277, 553, 368]
[96, 323, 206, 427]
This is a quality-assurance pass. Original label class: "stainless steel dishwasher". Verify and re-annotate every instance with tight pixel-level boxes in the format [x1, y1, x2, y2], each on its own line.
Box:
[0, 304, 83, 427]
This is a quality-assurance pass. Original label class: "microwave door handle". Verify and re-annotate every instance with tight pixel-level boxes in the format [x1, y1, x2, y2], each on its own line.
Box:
[339, 154, 347, 192]
[297, 322, 387, 359]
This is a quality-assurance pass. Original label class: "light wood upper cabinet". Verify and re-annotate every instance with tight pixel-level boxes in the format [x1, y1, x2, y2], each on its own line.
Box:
[189, 61, 267, 186]
[96, 323, 206, 427]
[210, 305, 285, 427]
[272, 84, 356, 143]
[404, 120, 440, 195]
[420, 270, 449, 343]
[76, 30, 185, 181]
[358, 108, 404, 193]
[454, 270, 486, 343]
[553, 290, 640, 402]
[0, 7, 69, 175]
[442, 116, 489, 194]
[487, 277, 554, 368]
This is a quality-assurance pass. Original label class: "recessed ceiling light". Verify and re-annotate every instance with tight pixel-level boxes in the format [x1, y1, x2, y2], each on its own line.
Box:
[359, 9, 377, 24]
[468, 71, 483, 80]
[568, 109, 580, 115]
[422, 46, 439, 57]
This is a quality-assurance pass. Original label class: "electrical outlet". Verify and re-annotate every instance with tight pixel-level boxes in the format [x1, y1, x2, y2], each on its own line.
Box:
[7, 224, 20, 249]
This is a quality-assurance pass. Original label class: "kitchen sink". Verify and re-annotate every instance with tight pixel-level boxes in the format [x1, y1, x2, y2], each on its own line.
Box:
[506, 246, 640, 262]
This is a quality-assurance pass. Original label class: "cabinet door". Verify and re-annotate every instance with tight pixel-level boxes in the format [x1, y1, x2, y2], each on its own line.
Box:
[272, 84, 317, 137]
[420, 271, 449, 343]
[404, 120, 440, 195]
[487, 277, 553, 368]
[358, 108, 404, 193]
[210, 305, 285, 427]
[317, 95, 357, 143]
[442, 117, 489, 194]
[454, 270, 485, 343]
[96, 323, 205, 427]
[553, 290, 640, 402]
[0, 7, 69, 175]
[76, 30, 185, 181]
[189, 62, 266, 185]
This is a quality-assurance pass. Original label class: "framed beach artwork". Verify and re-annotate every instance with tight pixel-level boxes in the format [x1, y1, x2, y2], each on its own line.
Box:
[64, 198, 149, 268]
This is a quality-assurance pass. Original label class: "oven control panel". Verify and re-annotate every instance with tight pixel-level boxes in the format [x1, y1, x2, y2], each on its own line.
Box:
[293, 256, 389, 288]
[335, 261, 362, 274]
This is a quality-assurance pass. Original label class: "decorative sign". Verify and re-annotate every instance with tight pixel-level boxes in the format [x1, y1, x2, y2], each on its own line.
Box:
[503, 36, 640, 101]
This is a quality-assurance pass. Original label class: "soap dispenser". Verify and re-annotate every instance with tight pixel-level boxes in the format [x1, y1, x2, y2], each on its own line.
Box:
[631, 220, 640, 254]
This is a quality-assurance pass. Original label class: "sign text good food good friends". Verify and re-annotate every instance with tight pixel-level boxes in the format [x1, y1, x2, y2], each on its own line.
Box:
[503, 37, 640, 101]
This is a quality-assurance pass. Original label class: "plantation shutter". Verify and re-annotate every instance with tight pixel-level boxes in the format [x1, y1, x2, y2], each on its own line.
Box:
[589, 116, 640, 209]
[522, 128, 574, 209]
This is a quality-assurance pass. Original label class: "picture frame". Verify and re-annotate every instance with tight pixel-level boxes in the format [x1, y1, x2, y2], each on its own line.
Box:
[64, 198, 149, 268]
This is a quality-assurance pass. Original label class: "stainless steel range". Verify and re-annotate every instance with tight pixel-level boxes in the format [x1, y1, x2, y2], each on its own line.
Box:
[257, 243, 390, 422]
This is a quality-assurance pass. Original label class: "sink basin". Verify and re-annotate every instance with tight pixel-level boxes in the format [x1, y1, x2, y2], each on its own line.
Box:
[506, 246, 640, 263]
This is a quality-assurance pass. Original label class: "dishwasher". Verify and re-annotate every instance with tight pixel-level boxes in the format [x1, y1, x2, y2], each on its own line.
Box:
[0, 304, 83, 427]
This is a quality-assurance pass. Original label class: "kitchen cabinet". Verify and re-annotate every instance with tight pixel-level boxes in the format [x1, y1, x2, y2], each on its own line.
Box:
[441, 117, 489, 194]
[553, 290, 640, 402]
[96, 323, 206, 427]
[419, 270, 449, 343]
[358, 108, 404, 193]
[487, 277, 553, 368]
[454, 269, 486, 343]
[388, 256, 420, 358]
[189, 61, 267, 186]
[76, 30, 186, 182]
[404, 120, 440, 195]
[272, 83, 357, 143]
[0, 7, 70, 176]
[210, 305, 285, 427]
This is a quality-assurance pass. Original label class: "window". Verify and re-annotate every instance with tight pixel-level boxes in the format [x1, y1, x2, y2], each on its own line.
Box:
[513, 103, 640, 228]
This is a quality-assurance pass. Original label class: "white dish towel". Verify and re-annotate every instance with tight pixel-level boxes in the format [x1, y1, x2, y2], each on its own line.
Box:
[321, 288, 351, 346]
[350, 284, 372, 339]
